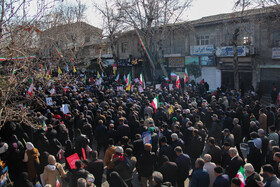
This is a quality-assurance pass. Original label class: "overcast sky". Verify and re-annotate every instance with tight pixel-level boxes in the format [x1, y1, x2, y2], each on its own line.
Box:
[81, 0, 236, 28]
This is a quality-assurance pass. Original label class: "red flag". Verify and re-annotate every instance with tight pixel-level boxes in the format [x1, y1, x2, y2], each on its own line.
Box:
[90, 77, 94, 83]
[82, 148, 86, 160]
[58, 149, 63, 160]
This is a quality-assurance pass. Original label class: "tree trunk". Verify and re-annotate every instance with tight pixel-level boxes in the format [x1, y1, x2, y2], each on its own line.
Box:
[233, 44, 239, 90]
[233, 28, 239, 90]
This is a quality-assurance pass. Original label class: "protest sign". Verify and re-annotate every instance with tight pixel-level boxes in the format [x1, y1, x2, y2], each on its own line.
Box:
[66, 153, 80, 170]
[169, 84, 173, 90]
[46, 97, 53, 106]
[117, 86, 123, 91]
[155, 84, 161, 90]
[139, 86, 144, 93]
[60, 104, 69, 114]
[142, 131, 152, 145]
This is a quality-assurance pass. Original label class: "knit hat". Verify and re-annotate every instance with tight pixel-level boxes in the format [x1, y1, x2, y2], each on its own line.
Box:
[26, 142, 34, 150]
[115, 146, 124, 154]
[144, 143, 152, 151]
[148, 127, 154, 133]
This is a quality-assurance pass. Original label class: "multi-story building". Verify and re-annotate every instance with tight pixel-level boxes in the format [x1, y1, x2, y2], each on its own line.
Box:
[39, 21, 103, 67]
[114, 6, 280, 93]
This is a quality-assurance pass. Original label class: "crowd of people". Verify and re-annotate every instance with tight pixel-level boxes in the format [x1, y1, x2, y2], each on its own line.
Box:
[1, 72, 280, 187]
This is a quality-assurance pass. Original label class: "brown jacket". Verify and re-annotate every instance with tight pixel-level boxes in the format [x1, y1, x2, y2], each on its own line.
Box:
[24, 148, 40, 180]
[259, 113, 267, 131]
[104, 146, 116, 169]
[43, 163, 66, 186]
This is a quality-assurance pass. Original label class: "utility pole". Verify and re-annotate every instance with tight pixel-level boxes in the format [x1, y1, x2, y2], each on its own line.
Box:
[233, 28, 239, 90]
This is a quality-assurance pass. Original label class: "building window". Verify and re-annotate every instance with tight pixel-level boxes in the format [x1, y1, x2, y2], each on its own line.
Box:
[121, 42, 128, 53]
[274, 40, 280, 47]
[242, 36, 253, 45]
[196, 35, 209, 45]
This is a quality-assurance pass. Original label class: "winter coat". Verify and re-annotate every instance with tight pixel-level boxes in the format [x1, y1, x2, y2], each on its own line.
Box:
[24, 148, 40, 180]
[207, 145, 222, 165]
[259, 113, 267, 131]
[138, 151, 157, 177]
[43, 163, 66, 187]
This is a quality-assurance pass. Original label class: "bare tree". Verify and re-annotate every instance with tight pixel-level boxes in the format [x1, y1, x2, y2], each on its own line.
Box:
[234, 0, 280, 11]
[0, 0, 63, 129]
[93, 0, 125, 68]
[114, 0, 193, 79]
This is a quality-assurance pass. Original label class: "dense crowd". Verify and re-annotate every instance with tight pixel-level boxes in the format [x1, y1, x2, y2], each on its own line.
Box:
[1, 72, 280, 187]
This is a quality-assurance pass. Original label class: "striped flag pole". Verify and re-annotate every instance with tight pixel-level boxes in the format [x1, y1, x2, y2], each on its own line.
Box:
[135, 28, 155, 71]
[54, 45, 63, 58]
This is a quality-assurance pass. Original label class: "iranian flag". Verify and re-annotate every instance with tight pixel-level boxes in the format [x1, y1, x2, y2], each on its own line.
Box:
[126, 73, 131, 91]
[42, 121, 47, 132]
[0, 57, 6, 61]
[151, 96, 159, 110]
[115, 74, 120, 83]
[170, 72, 177, 78]
[50, 86, 55, 95]
[28, 83, 34, 97]
[56, 177, 60, 187]
[139, 73, 145, 89]
[176, 75, 180, 89]
[163, 76, 170, 81]
[123, 74, 126, 82]
[236, 166, 246, 187]
[184, 67, 189, 83]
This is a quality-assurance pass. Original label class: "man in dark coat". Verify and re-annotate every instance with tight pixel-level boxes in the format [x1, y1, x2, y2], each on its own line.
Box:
[74, 129, 89, 159]
[221, 142, 231, 170]
[244, 163, 261, 187]
[189, 129, 204, 168]
[226, 147, 244, 180]
[190, 158, 210, 187]
[133, 134, 144, 160]
[213, 166, 230, 187]
[87, 151, 104, 187]
[95, 120, 108, 153]
[207, 137, 222, 166]
[232, 118, 243, 159]
[161, 123, 172, 145]
[116, 118, 131, 141]
[71, 160, 89, 187]
[159, 136, 174, 162]
[158, 155, 178, 186]
[171, 133, 184, 151]
[138, 143, 157, 187]
[258, 128, 269, 164]
[210, 114, 222, 145]
[174, 146, 191, 187]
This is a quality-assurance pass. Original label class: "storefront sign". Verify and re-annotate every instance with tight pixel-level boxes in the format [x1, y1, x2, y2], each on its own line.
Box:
[168, 57, 184, 67]
[190, 45, 214, 56]
[216, 46, 246, 57]
[272, 47, 280, 59]
[185, 56, 199, 65]
[200, 56, 215, 66]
